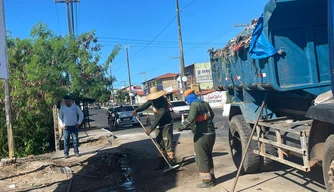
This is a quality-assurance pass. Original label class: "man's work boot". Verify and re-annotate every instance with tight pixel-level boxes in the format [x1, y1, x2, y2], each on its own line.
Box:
[196, 182, 215, 188]
[151, 157, 165, 171]
[167, 152, 175, 164]
[211, 174, 216, 184]
[210, 169, 216, 184]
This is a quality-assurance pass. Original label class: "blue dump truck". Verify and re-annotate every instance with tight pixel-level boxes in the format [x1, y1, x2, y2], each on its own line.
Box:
[209, 0, 334, 191]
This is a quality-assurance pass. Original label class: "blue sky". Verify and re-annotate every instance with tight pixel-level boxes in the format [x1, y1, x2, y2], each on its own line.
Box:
[4, 0, 268, 88]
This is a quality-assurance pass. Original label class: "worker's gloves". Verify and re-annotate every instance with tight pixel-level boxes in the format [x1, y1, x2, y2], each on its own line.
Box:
[145, 128, 152, 136]
[132, 110, 137, 116]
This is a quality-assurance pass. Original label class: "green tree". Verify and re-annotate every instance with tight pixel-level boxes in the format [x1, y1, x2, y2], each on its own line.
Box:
[115, 90, 129, 105]
[0, 23, 120, 157]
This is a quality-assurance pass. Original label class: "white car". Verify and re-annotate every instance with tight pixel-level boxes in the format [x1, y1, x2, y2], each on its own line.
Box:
[114, 105, 140, 127]
[171, 101, 190, 120]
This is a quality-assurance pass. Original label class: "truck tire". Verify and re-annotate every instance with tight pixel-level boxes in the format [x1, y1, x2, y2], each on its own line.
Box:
[259, 143, 277, 172]
[323, 135, 334, 192]
[229, 115, 260, 173]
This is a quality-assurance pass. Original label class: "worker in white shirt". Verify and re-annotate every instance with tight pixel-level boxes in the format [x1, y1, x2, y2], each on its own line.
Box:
[59, 95, 84, 158]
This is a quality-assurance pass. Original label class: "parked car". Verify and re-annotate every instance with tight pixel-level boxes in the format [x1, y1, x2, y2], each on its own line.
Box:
[171, 101, 190, 120]
[88, 103, 94, 109]
[110, 105, 140, 127]
[132, 105, 143, 117]
[94, 103, 101, 109]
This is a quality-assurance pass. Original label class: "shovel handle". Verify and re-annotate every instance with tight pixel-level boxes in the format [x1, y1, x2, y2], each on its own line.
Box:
[135, 116, 173, 167]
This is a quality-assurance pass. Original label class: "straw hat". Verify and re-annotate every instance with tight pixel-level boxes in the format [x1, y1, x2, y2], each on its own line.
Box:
[146, 86, 166, 100]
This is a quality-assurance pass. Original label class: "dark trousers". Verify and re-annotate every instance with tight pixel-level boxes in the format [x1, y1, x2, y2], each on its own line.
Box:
[155, 124, 174, 158]
[194, 134, 216, 183]
[63, 126, 79, 155]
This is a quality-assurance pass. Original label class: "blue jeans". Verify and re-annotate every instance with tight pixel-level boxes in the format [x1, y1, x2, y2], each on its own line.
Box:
[63, 126, 79, 155]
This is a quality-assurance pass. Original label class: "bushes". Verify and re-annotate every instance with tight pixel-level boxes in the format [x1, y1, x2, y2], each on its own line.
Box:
[0, 23, 120, 158]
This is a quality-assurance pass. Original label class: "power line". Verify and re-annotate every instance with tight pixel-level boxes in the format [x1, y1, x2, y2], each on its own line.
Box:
[114, 61, 127, 73]
[188, 19, 248, 50]
[113, 0, 198, 72]
[101, 44, 221, 49]
[129, 0, 198, 58]
[130, 16, 177, 58]
[98, 38, 225, 45]
[180, 0, 197, 12]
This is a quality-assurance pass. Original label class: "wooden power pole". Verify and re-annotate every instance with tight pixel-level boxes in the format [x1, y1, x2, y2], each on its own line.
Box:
[0, 0, 15, 158]
[126, 46, 133, 105]
[54, 0, 80, 36]
[176, 0, 186, 99]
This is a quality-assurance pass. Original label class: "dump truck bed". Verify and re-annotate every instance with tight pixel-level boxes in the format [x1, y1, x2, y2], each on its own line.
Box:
[211, 0, 331, 94]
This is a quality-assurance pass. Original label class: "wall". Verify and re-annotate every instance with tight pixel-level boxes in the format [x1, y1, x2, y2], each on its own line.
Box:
[162, 78, 178, 92]
[135, 95, 147, 104]
[203, 91, 227, 108]
[195, 62, 213, 90]
[185, 64, 195, 89]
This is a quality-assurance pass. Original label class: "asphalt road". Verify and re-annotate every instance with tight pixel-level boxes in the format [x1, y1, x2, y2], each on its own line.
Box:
[90, 108, 226, 136]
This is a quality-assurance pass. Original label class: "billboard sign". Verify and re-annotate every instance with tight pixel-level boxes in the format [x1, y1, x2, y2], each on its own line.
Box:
[195, 63, 212, 83]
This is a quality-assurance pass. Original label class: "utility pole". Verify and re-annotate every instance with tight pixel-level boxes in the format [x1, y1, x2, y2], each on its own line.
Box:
[66, 1, 72, 35]
[4, 80, 14, 158]
[126, 46, 133, 105]
[54, 0, 80, 35]
[110, 63, 113, 103]
[0, 0, 15, 158]
[70, 0, 75, 35]
[176, 0, 186, 99]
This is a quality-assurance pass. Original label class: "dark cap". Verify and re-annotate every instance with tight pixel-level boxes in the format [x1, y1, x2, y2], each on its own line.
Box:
[63, 95, 71, 100]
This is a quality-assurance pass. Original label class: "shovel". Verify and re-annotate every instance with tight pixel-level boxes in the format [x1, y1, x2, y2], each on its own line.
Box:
[135, 116, 180, 173]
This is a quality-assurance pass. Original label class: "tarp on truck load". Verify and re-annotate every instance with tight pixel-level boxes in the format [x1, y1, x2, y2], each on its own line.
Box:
[249, 15, 277, 59]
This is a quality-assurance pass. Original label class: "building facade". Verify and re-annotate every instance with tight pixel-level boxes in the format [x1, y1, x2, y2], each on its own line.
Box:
[143, 73, 182, 101]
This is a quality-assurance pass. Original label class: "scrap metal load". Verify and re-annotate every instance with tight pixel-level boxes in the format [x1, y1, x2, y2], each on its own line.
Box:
[212, 18, 258, 59]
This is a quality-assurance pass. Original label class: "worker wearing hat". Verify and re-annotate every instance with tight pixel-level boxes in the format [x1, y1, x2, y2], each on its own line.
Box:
[178, 89, 216, 188]
[132, 86, 174, 170]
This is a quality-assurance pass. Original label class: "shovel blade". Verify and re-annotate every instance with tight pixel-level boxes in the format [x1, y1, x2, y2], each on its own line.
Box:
[163, 164, 181, 173]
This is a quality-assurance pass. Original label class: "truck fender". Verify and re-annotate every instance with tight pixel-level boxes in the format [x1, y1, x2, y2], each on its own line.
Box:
[227, 105, 242, 121]
[308, 120, 334, 165]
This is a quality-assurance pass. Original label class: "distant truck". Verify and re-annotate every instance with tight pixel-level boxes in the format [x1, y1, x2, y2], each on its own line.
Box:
[210, 0, 334, 191]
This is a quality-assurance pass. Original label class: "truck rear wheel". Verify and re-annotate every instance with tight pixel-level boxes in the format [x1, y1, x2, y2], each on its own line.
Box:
[260, 143, 277, 172]
[229, 115, 260, 173]
[323, 135, 334, 192]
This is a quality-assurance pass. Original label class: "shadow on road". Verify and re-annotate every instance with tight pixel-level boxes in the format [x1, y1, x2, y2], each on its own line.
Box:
[179, 152, 229, 167]
[272, 166, 325, 192]
[231, 163, 326, 192]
